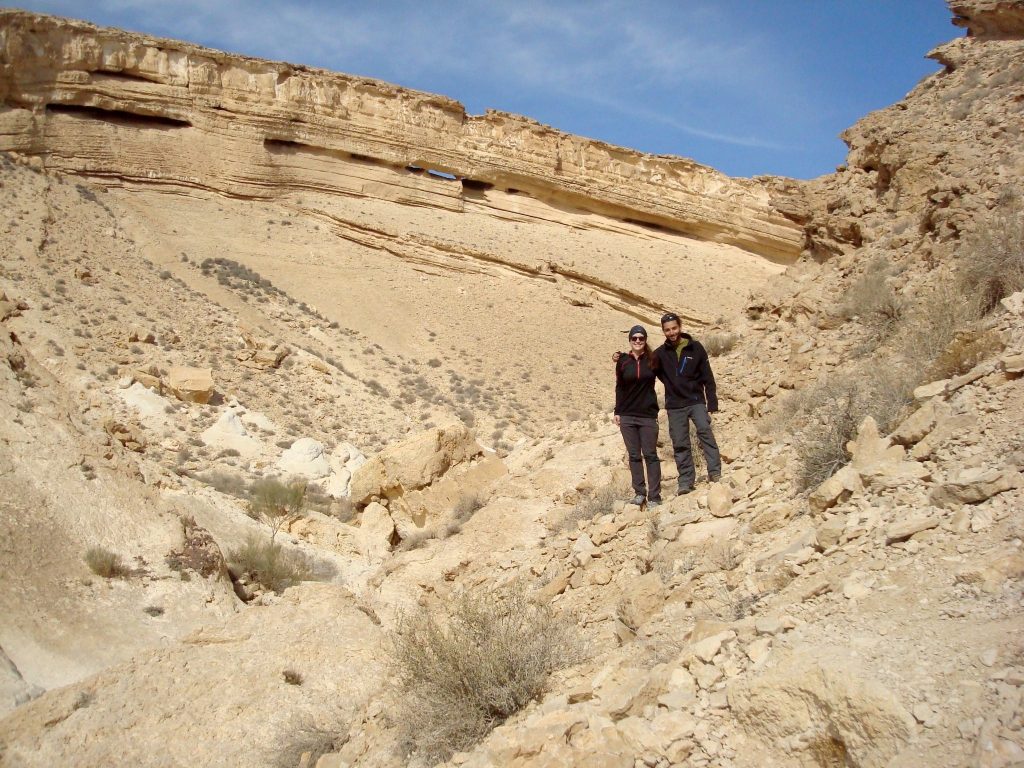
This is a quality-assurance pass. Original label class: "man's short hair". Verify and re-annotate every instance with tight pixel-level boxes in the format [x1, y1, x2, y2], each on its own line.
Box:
[660, 312, 680, 325]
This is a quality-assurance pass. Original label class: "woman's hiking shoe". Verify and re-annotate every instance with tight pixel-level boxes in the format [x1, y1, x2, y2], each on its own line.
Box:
[627, 494, 646, 506]
[647, 499, 662, 509]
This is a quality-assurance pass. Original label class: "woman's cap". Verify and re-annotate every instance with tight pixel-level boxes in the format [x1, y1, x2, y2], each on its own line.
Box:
[627, 325, 647, 339]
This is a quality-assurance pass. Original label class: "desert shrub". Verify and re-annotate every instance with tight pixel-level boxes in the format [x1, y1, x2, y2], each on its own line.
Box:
[839, 259, 906, 330]
[228, 534, 332, 593]
[927, 328, 1004, 380]
[390, 582, 580, 763]
[957, 196, 1024, 314]
[84, 546, 130, 578]
[558, 484, 622, 531]
[201, 469, 248, 499]
[792, 362, 916, 490]
[703, 332, 739, 356]
[248, 478, 307, 543]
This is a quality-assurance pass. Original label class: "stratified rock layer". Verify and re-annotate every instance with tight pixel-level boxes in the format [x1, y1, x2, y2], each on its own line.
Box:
[0, 10, 802, 263]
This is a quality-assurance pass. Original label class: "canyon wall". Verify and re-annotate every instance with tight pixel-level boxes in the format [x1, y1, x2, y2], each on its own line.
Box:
[0, 10, 802, 263]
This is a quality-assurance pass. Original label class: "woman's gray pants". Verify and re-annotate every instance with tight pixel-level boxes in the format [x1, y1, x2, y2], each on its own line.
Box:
[618, 415, 662, 501]
[667, 404, 721, 488]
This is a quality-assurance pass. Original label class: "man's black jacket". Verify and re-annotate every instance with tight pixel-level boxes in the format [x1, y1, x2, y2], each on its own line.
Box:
[653, 333, 719, 412]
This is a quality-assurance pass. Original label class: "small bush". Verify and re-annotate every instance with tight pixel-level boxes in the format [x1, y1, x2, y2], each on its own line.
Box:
[390, 582, 580, 763]
[927, 328, 1004, 380]
[229, 534, 318, 593]
[703, 332, 739, 356]
[558, 484, 622, 531]
[248, 478, 307, 543]
[840, 261, 906, 331]
[201, 470, 248, 498]
[792, 363, 916, 490]
[84, 546, 130, 578]
[958, 197, 1024, 314]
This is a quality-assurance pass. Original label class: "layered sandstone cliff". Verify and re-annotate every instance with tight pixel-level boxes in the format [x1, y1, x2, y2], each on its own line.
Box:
[0, 10, 802, 263]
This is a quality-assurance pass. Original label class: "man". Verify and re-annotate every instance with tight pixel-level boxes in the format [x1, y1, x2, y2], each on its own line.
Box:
[652, 313, 722, 494]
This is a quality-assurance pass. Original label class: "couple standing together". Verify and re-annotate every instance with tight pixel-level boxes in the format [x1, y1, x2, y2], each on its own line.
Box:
[613, 312, 721, 508]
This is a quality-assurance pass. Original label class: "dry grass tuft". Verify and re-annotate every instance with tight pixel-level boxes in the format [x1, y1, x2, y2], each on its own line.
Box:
[389, 582, 581, 764]
[84, 546, 131, 578]
[957, 196, 1024, 314]
[703, 332, 739, 356]
[557, 483, 622, 531]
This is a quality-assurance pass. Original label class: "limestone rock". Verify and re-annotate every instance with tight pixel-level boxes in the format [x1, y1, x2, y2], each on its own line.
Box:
[0, 10, 804, 264]
[0, 584, 383, 767]
[707, 482, 734, 517]
[729, 661, 916, 768]
[166, 366, 214, 404]
[849, 416, 930, 490]
[808, 465, 862, 514]
[930, 467, 1022, 507]
[349, 422, 480, 505]
[356, 502, 394, 562]
[891, 399, 952, 446]
[277, 438, 331, 480]
[103, 419, 145, 453]
[201, 410, 261, 458]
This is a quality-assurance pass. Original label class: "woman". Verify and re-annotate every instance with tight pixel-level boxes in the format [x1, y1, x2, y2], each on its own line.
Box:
[613, 325, 662, 507]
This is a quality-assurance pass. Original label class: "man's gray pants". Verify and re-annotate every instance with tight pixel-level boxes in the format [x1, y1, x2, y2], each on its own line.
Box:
[618, 415, 662, 502]
[667, 404, 721, 489]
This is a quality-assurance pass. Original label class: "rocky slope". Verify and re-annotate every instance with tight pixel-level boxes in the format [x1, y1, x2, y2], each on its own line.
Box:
[1, 2, 1023, 768]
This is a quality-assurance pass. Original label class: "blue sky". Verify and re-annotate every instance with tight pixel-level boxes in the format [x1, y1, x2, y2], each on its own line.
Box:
[11, 1, 960, 179]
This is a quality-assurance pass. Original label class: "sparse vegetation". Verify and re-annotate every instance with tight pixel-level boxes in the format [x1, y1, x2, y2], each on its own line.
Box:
[957, 195, 1024, 314]
[390, 582, 580, 764]
[703, 331, 739, 356]
[248, 478, 307, 543]
[558, 483, 623, 531]
[228, 534, 330, 594]
[84, 546, 130, 578]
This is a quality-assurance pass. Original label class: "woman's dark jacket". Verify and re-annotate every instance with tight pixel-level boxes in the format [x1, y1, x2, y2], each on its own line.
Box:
[614, 351, 659, 418]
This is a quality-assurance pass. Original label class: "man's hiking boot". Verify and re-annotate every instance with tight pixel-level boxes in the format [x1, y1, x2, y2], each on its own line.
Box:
[627, 494, 646, 506]
[708, 472, 722, 483]
[677, 485, 695, 496]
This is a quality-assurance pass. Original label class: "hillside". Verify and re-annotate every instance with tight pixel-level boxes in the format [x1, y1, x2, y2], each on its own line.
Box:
[1, 2, 1023, 767]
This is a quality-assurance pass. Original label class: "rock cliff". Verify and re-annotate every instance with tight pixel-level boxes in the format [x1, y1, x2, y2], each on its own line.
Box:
[0, 10, 802, 263]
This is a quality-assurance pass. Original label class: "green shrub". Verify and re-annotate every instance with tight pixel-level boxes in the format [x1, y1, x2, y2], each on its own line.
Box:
[390, 582, 580, 763]
[84, 546, 130, 578]
[248, 478, 307, 543]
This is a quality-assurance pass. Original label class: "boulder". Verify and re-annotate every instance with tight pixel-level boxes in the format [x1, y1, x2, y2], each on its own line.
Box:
[848, 417, 930, 490]
[356, 502, 394, 562]
[930, 467, 1022, 507]
[707, 482, 734, 517]
[166, 366, 214, 404]
[729, 661, 916, 768]
[890, 399, 951, 446]
[103, 419, 145, 453]
[277, 438, 331, 480]
[201, 410, 261, 458]
[808, 465, 862, 514]
[349, 422, 480, 505]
